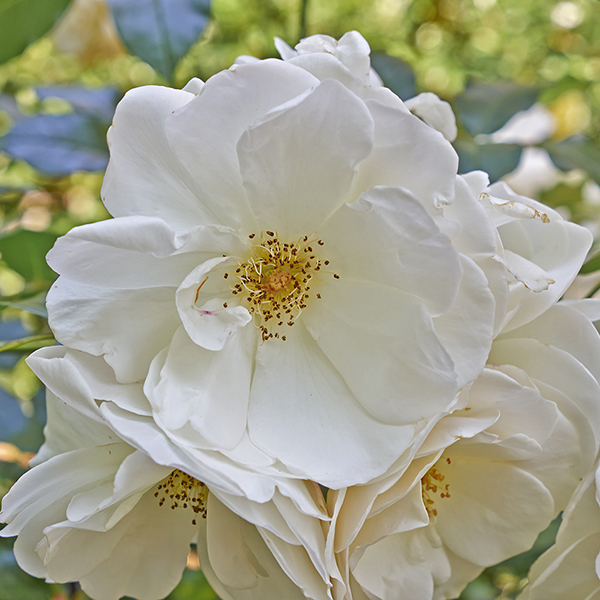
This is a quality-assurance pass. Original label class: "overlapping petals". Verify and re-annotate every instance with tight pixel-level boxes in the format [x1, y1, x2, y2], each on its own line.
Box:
[41, 30, 517, 489]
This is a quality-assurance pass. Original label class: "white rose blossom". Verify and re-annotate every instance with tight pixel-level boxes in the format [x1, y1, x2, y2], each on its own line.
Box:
[44, 32, 505, 488]
[2, 31, 596, 600]
[264, 302, 599, 600]
[1, 346, 336, 600]
[518, 456, 600, 600]
[43, 31, 592, 489]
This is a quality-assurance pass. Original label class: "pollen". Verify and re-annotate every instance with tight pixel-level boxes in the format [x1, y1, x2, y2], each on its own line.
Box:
[154, 469, 208, 525]
[225, 232, 338, 341]
[421, 458, 452, 519]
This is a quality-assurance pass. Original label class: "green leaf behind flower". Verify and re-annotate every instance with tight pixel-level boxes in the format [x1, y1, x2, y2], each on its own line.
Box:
[0, 0, 72, 65]
[453, 138, 522, 183]
[106, 0, 211, 81]
[0, 230, 58, 282]
[456, 81, 539, 137]
[544, 137, 600, 186]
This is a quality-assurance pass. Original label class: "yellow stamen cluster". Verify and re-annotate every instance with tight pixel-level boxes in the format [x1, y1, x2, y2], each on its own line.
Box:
[154, 469, 208, 525]
[226, 231, 338, 341]
[421, 457, 452, 518]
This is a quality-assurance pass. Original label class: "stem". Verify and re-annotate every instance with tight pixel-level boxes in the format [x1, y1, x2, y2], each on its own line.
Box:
[299, 0, 309, 40]
[0, 334, 55, 353]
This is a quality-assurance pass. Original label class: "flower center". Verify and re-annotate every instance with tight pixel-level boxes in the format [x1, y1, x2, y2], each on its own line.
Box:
[421, 457, 452, 519]
[154, 469, 208, 525]
[226, 231, 338, 341]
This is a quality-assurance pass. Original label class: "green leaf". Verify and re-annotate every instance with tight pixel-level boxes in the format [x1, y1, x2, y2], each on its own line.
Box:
[0, 0, 72, 65]
[544, 137, 600, 186]
[370, 53, 416, 101]
[106, 0, 211, 81]
[453, 138, 522, 183]
[167, 567, 219, 599]
[0, 290, 48, 317]
[455, 81, 539, 137]
[0, 230, 58, 282]
[581, 251, 600, 275]
[0, 334, 55, 353]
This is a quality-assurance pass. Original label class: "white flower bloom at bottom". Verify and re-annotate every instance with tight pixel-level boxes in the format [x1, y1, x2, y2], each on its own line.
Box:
[518, 461, 600, 600]
[1, 347, 334, 600]
[318, 303, 600, 600]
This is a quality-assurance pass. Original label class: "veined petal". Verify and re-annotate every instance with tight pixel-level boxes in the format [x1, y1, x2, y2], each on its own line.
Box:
[45, 488, 196, 600]
[432, 255, 495, 390]
[352, 529, 451, 600]
[47, 280, 180, 383]
[258, 527, 333, 600]
[404, 93, 458, 142]
[302, 279, 458, 425]
[102, 85, 217, 230]
[485, 182, 592, 332]
[435, 459, 554, 566]
[165, 60, 320, 229]
[176, 258, 252, 351]
[1, 444, 131, 576]
[490, 338, 600, 442]
[318, 186, 462, 316]
[499, 304, 600, 391]
[238, 78, 374, 238]
[197, 512, 308, 600]
[28, 346, 151, 423]
[47, 217, 241, 290]
[99, 403, 284, 503]
[351, 99, 458, 212]
[145, 325, 255, 450]
[248, 321, 419, 488]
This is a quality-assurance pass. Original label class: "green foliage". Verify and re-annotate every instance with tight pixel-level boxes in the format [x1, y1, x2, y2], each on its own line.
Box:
[167, 567, 220, 600]
[107, 0, 211, 81]
[0, 0, 72, 65]
[0, 538, 61, 600]
[544, 137, 600, 186]
[453, 138, 523, 182]
[0, 230, 58, 282]
[370, 53, 416, 100]
[455, 82, 539, 136]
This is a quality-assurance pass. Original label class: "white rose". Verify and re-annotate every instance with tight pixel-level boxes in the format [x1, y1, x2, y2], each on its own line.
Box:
[518, 459, 600, 600]
[1, 347, 333, 600]
[326, 303, 599, 600]
[45, 32, 507, 488]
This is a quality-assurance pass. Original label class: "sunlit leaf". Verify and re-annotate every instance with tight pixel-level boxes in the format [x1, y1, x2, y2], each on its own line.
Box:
[0, 230, 58, 282]
[453, 138, 522, 182]
[0, 334, 55, 354]
[0, 0, 72, 65]
[106, 0, 211, 80]
[167, 567, 219, 600]
[0, 292, 48, 318]
[455, 82, 539, 136]
[544, 136, 600, 186]
[370, 52, 416, 101]
[581, 251, 600, 275]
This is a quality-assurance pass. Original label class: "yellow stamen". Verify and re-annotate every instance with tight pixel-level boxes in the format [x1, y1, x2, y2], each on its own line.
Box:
[421, 457, 452, 519]
[154, 469, 208, 525]
[224, 232, 338, 341]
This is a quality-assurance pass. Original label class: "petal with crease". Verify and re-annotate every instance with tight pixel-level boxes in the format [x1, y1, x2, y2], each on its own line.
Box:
[248, 321, 418, 487]
[302, 279, 457, 425]
[238, 78, 374, 238]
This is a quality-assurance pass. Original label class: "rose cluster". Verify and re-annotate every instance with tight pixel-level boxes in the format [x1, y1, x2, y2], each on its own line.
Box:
[2, 31, 599, 600]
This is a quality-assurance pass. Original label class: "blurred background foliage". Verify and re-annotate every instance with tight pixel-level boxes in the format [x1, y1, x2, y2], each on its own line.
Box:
[0, 0, 599, 598]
